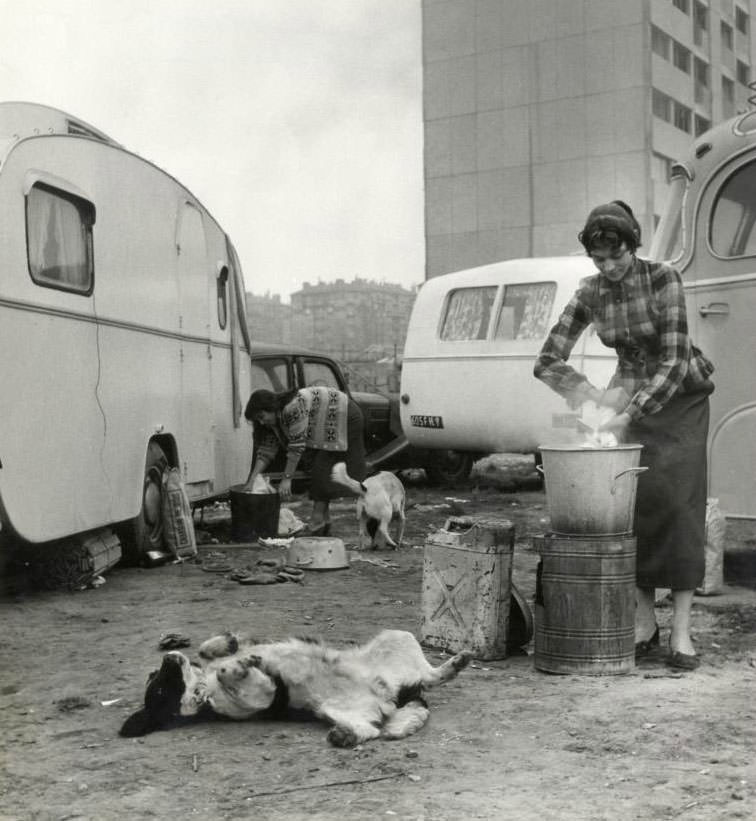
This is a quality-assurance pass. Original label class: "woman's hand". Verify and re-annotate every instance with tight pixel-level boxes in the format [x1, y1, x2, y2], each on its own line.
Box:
[278, 477, 293, 502]
[599, 411, 631, 437]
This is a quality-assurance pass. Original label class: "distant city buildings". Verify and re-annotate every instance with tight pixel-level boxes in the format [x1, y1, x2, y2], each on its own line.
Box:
[245, 278, 416, 370]
[422, 0, 756, 277]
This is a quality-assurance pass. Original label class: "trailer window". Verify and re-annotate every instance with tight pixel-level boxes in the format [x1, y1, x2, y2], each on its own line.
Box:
[494, 282, 557, 340]
[26, 182, 94, 294]
[710, 160, 756, 258]
[217, 267, 228, 329]
[440, 287, 497, 340]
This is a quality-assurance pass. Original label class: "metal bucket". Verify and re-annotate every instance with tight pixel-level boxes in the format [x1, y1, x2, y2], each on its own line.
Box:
[537, 445, 647, 536]
[229, 485, 280, 541]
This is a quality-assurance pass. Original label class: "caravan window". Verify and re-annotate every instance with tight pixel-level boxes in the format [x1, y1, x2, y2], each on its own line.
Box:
[710, 160, 756, 259]
[494, 282, 557, 339]
[440, 287, 497, 340]
[26, 182, 94, 294]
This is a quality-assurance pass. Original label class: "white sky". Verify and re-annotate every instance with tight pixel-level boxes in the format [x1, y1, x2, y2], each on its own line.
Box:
[0, 0, 425, 301]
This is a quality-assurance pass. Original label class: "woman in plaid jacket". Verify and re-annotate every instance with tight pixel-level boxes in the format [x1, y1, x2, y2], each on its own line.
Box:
[535, 201, 715, 670]
[243, 386, 367, 536]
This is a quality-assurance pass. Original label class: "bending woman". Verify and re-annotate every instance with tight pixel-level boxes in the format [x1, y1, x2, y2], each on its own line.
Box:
[534, 200, 715, 670]
[243, 386, 367, 536]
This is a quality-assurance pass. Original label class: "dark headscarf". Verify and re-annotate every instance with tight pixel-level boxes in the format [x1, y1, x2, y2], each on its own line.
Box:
[578, 200, 642, 254]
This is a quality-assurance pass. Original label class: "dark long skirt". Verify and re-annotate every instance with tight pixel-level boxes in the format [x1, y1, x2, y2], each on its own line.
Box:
[630, 387, 712, 590]
[308, 399, 367, 501]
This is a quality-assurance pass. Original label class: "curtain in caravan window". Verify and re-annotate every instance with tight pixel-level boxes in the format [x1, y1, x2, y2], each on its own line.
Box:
[27, 184, 93, 293]
[439, 287, 497, 340]
[494, 282, 556, 339]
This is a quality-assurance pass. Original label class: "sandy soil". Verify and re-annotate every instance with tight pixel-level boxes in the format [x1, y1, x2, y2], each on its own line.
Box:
[1, 456, 755, 821]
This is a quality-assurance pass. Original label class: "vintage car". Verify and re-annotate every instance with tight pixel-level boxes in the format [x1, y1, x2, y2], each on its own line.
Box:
[247, 342, 479, 485]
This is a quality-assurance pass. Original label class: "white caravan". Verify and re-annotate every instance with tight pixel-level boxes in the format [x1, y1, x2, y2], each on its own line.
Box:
[0, 102, 253, 562]
[399, 256, 617, 456]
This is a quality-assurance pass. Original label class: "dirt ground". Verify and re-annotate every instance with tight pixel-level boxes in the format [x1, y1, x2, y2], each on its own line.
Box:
[1, 455, 755, 821]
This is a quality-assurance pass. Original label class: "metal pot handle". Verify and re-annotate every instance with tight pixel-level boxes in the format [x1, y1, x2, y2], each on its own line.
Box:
[536, 465, 544, 475]
[610, 466, 648, 495]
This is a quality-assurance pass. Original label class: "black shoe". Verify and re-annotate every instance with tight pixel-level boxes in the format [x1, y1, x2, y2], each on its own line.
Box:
[306, 522, 331, 537]
[634, 625, 660, 659]
[667, 649, 700, 670]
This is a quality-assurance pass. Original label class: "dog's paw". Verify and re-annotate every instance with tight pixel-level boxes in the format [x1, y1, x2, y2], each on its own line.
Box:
[327, 725, 359, 748]
[198, 632, 239, 660]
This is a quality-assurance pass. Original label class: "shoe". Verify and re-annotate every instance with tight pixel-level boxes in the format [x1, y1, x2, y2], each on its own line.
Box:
[306, 522, 331, 537]
[634, 625, 660, 659]
[667, 649, 700, 670]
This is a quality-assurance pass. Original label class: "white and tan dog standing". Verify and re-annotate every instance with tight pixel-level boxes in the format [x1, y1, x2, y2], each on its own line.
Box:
[331, 462, 406, 550]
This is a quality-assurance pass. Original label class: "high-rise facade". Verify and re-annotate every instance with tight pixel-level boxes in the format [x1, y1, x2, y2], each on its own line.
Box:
[422, 0, 756, 277]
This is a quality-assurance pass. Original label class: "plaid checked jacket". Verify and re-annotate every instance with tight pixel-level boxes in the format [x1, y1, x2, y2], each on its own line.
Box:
[534, 258, 714, 420]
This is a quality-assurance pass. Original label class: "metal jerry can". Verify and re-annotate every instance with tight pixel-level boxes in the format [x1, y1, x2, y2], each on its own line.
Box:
[421, 516, 515, 660]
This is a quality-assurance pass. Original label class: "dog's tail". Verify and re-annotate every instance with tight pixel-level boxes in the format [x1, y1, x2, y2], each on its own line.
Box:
[331, 462, 366, 496]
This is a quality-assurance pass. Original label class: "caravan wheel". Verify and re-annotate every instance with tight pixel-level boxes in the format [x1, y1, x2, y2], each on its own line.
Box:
[118, 442, 168, 565]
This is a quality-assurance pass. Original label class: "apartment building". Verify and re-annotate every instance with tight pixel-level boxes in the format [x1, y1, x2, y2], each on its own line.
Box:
[422, 0, 756, 278]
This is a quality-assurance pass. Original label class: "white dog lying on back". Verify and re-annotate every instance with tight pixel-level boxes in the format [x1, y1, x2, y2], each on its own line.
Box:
[331, 462, 406, 549]
[120, 629, 471, 747]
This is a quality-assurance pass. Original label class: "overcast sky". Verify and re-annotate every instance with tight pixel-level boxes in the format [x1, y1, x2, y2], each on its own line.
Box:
[0, 0, 425, 301]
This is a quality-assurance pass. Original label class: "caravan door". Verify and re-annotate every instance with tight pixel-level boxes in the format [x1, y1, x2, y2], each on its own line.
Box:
[176, 200, 214, 492]
[688, 154, 756, 517]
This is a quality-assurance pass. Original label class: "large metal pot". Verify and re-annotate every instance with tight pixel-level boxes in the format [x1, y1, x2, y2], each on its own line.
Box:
[537, 445, 648, 536]
[287, 536, 349, 571]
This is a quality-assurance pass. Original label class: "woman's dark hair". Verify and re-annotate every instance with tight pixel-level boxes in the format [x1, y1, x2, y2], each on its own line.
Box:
[578, 200, 642, 254]
[244, 388, 298, 422]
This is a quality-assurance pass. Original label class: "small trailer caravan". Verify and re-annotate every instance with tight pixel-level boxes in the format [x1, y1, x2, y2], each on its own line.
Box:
[399, 256, 617, 457]
[0, 102, 253, 562]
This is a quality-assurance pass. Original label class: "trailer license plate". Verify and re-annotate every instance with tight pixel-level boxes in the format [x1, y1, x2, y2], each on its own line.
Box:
[410, 414, 444, 429]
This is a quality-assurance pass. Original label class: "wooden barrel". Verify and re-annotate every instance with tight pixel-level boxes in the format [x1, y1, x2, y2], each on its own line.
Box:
[534, 534, 636, 675]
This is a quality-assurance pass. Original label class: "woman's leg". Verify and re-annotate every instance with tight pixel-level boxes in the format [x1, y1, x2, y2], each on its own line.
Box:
[635, 586, 657, 642]
[670, 589, 696, 655]
[311, 500, 329, 527]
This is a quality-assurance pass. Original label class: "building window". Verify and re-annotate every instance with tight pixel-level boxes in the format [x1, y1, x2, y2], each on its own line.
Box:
[673, 41, 691, 73]
[672, 0, 690, 13]
[721, 21, 734, 51]
[737, 60, 750, 86]
[694, 1, 708, 31]
[695, 115, 711, 136]
[651, 25, 671, 60]
[694, 57, 710, 88]
[722, 75, 736, 118]
[735, 5, 749, 35]
[26, 182, 95, 294]
[674, 101, 692, 133]
[652, 88, 673, 122]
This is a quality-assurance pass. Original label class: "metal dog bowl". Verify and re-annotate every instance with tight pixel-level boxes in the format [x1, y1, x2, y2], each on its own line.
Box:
[287, 536, 349, 571]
